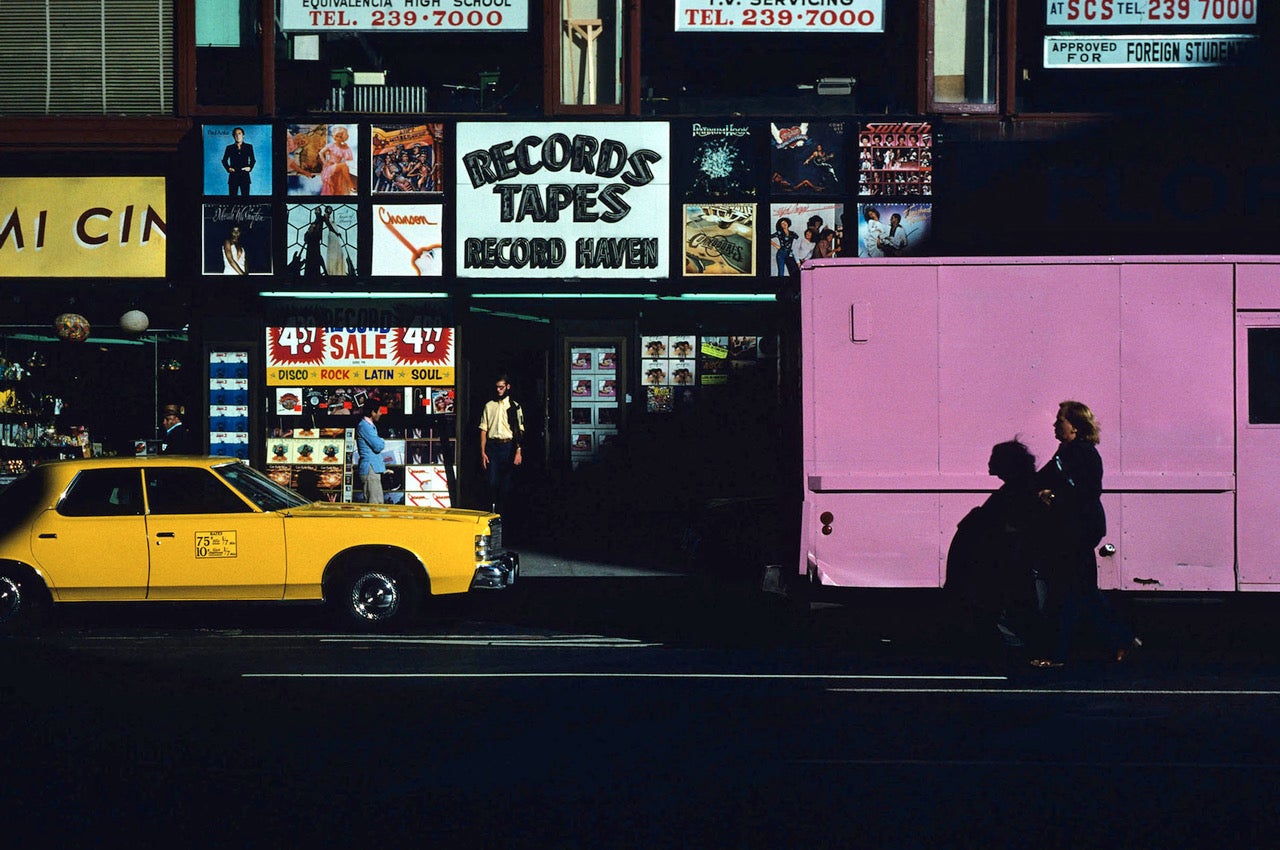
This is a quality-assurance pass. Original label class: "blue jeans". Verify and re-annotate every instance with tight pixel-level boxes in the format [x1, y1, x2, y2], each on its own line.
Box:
[485, 441, 516, 512]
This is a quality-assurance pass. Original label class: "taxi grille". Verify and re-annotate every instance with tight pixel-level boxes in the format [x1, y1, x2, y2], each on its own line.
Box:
[488, 519, 503, 552]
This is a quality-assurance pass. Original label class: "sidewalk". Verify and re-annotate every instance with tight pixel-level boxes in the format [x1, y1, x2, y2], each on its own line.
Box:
[515, 549, 690, 578]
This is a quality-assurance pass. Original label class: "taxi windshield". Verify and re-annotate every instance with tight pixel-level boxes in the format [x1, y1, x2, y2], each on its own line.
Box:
[214, 462, 311, 511]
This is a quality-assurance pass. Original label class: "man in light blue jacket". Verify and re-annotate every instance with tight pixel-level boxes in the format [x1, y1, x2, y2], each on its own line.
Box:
[356, 400, 386, 504]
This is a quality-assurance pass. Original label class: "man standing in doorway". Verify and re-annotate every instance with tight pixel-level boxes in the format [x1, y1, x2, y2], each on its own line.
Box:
[356, 400, 386, 505]
[479, 374, 523, 514]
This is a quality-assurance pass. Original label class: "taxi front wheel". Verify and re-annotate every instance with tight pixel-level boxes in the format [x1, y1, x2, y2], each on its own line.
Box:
[331, 566, 419, 631]
[0, 567, 48, 634]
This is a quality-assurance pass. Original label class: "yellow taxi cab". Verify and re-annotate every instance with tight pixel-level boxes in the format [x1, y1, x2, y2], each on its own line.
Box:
[0, 456, 517, 631]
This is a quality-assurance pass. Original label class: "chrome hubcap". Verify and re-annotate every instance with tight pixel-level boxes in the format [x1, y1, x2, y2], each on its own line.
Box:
[351, 572, 398, 621]
[0, 576, 21, 623]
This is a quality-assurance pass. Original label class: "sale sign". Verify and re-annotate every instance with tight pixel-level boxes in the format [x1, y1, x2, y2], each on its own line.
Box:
[266, 327, 455, 385]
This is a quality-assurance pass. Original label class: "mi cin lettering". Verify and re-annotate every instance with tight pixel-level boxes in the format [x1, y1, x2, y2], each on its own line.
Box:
[461, 132, 662, 271]
[1, 204, 166, 252]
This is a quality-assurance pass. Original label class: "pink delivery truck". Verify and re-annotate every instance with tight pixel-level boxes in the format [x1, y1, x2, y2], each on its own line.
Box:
[799, 255, 1280, 594]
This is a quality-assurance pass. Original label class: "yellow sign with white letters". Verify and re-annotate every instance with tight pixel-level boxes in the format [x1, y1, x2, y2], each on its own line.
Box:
[0, 177, 167, 277]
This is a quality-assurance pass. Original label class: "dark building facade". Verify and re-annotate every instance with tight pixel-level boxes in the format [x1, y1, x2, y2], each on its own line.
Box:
[2, 1, 1276, 550]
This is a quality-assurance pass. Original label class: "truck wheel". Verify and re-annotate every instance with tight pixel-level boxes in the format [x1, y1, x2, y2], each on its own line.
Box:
[332, 567, 417, 631]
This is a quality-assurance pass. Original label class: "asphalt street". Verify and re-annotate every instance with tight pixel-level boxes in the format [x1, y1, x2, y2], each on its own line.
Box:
[4, 551, 1280, 849]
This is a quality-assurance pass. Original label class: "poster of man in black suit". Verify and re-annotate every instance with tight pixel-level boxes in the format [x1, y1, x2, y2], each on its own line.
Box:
[221, 127, 256, 197]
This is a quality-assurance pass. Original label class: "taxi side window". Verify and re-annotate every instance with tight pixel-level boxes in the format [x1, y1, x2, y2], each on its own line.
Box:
[59, 469, 144, 517]
[146, 468, 253, 515]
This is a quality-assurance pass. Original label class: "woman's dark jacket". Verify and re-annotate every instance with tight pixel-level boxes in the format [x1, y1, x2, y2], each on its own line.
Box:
[1037, 440, 1106, 591]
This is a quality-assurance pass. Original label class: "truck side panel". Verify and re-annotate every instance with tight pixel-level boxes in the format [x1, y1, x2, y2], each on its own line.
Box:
[802, 257, 1240, 592]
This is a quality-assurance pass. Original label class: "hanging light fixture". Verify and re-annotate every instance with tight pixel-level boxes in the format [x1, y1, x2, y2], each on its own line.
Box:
[54, 313, 90, 342]
[120, 310, 150, 334]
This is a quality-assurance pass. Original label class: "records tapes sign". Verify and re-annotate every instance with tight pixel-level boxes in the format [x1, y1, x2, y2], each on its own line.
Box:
[456, 122, 670, 279]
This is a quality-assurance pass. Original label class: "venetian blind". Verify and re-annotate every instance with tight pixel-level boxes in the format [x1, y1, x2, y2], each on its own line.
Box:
[0, 0, 173, 115]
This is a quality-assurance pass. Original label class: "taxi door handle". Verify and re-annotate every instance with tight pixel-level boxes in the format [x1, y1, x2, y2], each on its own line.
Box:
[38, 533, 56, 539]
[155, 532, 175, 538]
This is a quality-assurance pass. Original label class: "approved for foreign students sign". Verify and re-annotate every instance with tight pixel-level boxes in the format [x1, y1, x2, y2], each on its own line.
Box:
[1043, 33, 1255, 67]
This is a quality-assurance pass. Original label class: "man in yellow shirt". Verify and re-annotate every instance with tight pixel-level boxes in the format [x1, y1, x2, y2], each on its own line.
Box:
[478, 374, 524, 513]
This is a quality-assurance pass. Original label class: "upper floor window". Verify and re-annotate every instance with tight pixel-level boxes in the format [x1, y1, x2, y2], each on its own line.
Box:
[194, 0, 263, 111]
[925, 0, 1000, 113]
[546, 0, 637, 114]
[0, 0, 174, 116]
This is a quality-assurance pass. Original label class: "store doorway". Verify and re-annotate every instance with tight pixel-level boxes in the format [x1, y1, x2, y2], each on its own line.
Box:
[460, 311, 552, 537]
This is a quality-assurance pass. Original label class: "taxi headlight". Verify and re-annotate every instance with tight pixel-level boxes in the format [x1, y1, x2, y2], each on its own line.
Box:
[475, 533, 490, 561]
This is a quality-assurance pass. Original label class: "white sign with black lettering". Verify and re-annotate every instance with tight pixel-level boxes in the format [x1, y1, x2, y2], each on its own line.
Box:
[455, 122, 670, 279]
[1044, 33, 1255, 67]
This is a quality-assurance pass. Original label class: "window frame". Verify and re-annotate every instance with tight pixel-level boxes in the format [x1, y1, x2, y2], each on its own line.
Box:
[543, 0, 641, 116]
[58, 469, 146, 518]
[920, 0, 1015, 116]
[182, 0, 276, 117]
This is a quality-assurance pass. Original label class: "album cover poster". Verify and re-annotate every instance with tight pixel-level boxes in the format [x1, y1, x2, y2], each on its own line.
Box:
[430, 388, 455, 414]
[858, 121, 932, 198]
[729, 336, 759, 361]
[769, 121, 845, 195]
[856, 202, 933, 258]
[287, 123, 359, 196]
[641, 335, 669, 358]
[284, 203, 358, 278]
[571, 348, 595, 372]
[683, 203, 755, 276]
[670, 359, 697, 386]
[371, 123, 444, 193]
[641, 358, 668, 387]
[768, 201, 845, 277]
[371, 204, 443, 277]
[571, 377, 596, 400]
[664, 336, 692, 359]
[596, 348, 618, 372]
[646, 386, 673, 413]
[202, 124, 273, 197]
[202, 204, 271, 275]
[682, 120, 757, 198]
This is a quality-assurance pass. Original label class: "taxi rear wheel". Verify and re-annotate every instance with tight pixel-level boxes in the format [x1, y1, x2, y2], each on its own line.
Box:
[331, 565, 419, 631]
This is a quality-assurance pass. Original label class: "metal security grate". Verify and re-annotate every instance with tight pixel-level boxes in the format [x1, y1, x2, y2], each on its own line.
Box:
[326, 85, 429, 113]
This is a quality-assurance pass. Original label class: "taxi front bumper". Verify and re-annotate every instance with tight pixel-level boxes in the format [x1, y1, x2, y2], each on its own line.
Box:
[471, 551, 519, 590]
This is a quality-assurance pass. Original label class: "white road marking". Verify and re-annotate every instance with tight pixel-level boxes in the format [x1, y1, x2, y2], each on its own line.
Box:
[321, 635, 660, 647]
[242, 672, 1008, 680]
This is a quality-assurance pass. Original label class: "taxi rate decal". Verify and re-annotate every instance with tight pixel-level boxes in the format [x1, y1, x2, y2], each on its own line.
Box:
[195, 531, 238, 558]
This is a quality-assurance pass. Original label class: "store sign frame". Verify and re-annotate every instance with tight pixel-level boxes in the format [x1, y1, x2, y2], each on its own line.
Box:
[455, 122, 670, 280]
[1043, 33, 1256, 68]
[279, 0, 528, 33]
[675, 0, 884, 33]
